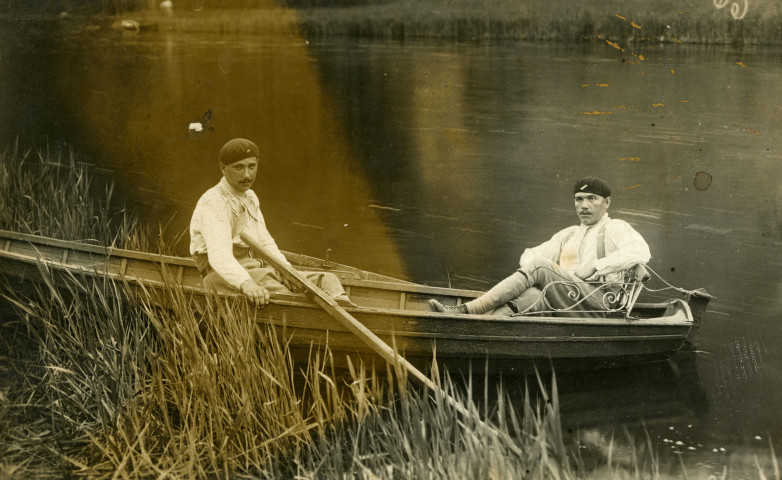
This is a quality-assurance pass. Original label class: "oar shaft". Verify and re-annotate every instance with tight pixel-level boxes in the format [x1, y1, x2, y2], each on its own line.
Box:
[239, 232, 434, 387]
[239, 231, 520, 455]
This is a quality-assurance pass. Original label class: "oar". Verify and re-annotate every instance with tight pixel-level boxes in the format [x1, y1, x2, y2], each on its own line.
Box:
[239, 231, 521, 454]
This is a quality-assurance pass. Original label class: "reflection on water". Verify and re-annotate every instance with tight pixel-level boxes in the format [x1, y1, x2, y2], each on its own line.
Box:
[461, 352, 736, 476]
[509, 353, 772, 478]
[556, 353, 707, 430]
[473, 352, 707, 430]
[1, 27, 781, 447]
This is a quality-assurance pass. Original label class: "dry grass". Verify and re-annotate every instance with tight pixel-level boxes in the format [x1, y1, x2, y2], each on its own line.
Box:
[0, 142, 571, 477]
[1, 142, 778, 478]
[0, 266, 577, 478]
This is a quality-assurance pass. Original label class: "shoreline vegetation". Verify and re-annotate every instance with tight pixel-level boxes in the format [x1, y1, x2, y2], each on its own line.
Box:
[2, 0, 782, 45]
[0, 144, 779, 477]
[0, 147, 780, 476]
[0, 142, 183, 255]
[0, 143, 654, 478]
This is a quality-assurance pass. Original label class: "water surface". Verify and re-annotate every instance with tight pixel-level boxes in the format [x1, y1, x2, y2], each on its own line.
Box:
[1, 26, 781, 471]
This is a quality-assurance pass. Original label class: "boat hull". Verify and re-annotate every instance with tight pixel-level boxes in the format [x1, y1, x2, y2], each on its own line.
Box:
[0, 230, 706, 374]
[261, 300, 693, 373]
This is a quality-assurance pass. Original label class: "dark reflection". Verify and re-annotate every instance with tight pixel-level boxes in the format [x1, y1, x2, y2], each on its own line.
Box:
[305, 41, 439, 279]
[426, 352, 711, 474]
[455, 350, 707, 432]
[0, 23, 169, 228]
[0, 21, 82, 149]
[556, 352, 708, 429]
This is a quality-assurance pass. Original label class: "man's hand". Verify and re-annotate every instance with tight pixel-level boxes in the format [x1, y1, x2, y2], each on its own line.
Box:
[574, 260, 597, 280]
[281, 275, 296, 293]
[240, 279, 270, 306]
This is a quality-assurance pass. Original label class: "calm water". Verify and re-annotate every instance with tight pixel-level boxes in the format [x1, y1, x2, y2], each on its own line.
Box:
[2, 23, 782, 471]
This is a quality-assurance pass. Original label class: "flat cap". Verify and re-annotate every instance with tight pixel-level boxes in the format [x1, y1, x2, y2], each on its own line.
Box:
[573, 177, 611, 198]
[218, 138, 259, 165]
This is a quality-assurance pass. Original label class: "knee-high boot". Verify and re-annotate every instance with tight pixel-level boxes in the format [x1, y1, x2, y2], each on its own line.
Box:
[464, 271, 529, 314]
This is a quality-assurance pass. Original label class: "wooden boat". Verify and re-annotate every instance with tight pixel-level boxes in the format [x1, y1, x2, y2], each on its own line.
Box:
[0, 230, 711, 374]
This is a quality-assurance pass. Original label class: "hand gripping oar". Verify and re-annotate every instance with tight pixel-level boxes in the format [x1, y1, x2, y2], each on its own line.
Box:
[239, 231, 522, 455]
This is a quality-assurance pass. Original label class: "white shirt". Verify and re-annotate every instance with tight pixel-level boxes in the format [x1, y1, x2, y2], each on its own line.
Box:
[518, 214, 651, 283]
[189, 177, 291, 289]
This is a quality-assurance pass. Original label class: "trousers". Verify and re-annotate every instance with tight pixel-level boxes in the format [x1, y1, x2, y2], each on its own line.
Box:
[202, 257, 347, 298]
[464, 257, 616, 318]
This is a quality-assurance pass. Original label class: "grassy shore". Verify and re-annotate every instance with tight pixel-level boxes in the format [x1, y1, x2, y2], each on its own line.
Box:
[0, 144, 586, 478]
[34, 0, 780, 45]
[1, 143, 778, 478]
[295, 0, 782, 45]
[0, 144, 545, 477]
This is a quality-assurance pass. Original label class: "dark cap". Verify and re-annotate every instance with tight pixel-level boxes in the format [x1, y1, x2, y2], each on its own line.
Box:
[573, 177, 611, 198]
[218, 138, 259, 165]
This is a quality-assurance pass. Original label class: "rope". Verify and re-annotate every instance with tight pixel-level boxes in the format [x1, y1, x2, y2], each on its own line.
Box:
[642, 266, 700, 297]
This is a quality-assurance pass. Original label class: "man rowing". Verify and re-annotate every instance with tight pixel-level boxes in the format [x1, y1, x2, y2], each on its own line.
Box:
[429, 177, 651, 317]
[190, 138, 354, 307]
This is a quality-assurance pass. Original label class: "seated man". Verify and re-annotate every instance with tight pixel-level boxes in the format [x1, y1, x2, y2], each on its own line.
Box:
[430, 177, 651, 317]
[190, 138, 354, 307]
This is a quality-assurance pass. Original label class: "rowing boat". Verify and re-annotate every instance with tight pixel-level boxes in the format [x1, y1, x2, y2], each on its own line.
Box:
[0, 230, 711, 373]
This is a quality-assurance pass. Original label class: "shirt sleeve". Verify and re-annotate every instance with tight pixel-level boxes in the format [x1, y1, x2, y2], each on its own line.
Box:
[198, 198, 253, 290]
[246, 215, 292, 269]
[519, 226, 575, 268]
[593, 220, 651, 276]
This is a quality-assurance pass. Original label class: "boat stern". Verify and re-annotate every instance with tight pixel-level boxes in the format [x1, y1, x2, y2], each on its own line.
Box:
[684, 288, 714, 347]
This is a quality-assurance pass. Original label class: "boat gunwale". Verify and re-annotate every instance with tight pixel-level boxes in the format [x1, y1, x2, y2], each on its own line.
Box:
[0, 243, 693, 329]
[0, 231, 698, 311]
[0, 229, 691, 323]
[0, 229, 417, 285]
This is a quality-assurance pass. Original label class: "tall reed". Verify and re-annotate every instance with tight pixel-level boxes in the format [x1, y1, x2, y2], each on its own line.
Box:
[1, 264, 582, 478]
[1, 141, 778, 477]
[0, 140, 182, 254]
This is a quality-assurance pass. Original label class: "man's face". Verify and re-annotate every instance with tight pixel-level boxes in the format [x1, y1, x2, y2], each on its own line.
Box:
[220, 157, 258, 192]
[574, 192, 610, 226]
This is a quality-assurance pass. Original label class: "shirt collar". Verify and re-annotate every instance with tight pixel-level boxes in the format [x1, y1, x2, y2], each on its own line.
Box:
[580, 213, 611, 230]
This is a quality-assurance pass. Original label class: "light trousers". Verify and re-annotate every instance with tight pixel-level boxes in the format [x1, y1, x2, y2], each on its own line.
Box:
[203, 257, 346, 298]
[465, 257, 616, 318]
